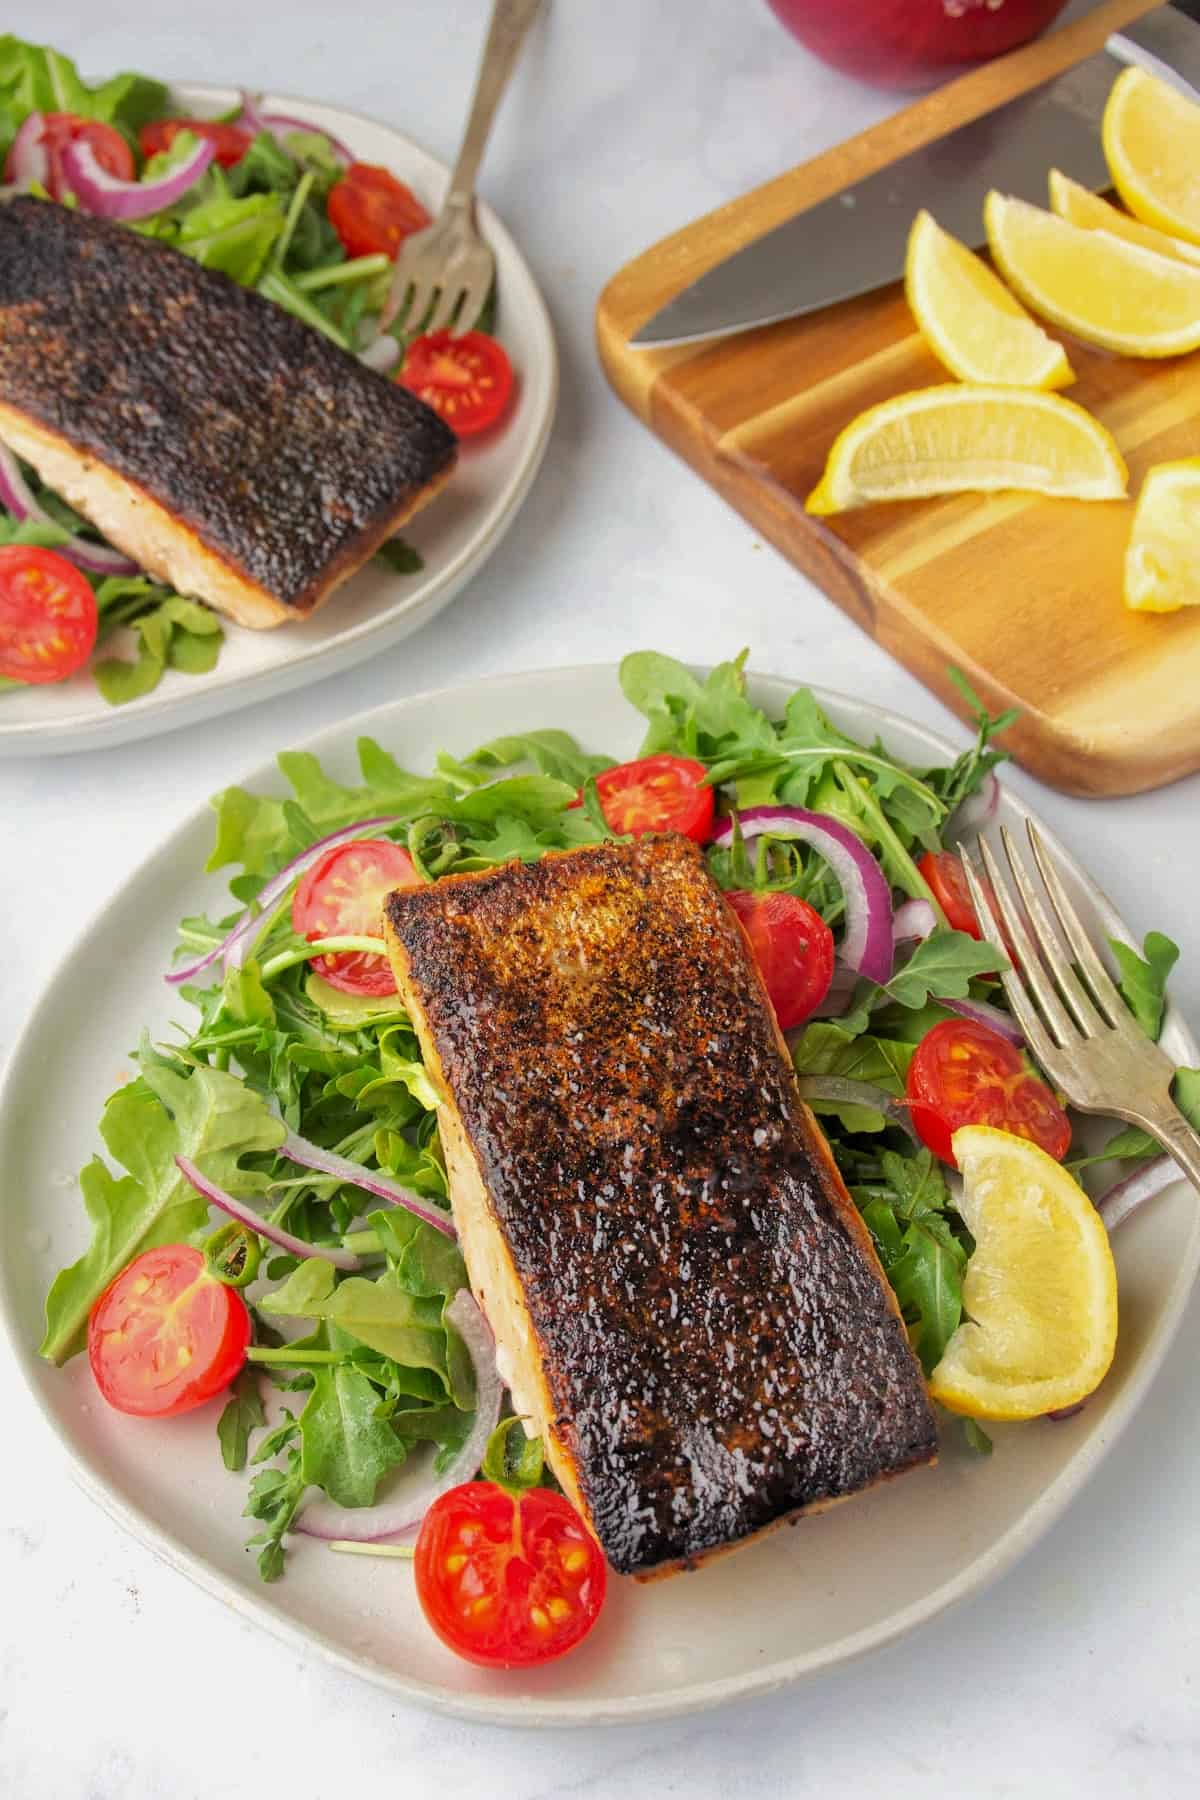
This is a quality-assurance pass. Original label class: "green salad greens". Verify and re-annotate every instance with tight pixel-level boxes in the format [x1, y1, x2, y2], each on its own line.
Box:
[40, 651, 1190, 1576]
[0, 33, 472, 706]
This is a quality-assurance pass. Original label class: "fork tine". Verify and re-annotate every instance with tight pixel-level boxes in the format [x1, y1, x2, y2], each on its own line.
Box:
[997, 826, 1107, 1038]
[452, 269, 492, 338]
[1024, 821, 1129, 1030]
[975, 836, 1079, 1049]
[425, 282, 465, 336]
[958, 850, 1067, 1077]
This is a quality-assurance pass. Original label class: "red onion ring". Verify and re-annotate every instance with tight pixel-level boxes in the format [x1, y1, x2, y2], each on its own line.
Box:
[294, 1290, 501, 1541]
[0, 442, 140, 577]
[237, 92, 353, 164]
[280, 1131, 456, 1240]
[1097, 1154, 1177, 1232]
[359, 333, 402, 373]
[174, 1153, 361, 1270]
[5, 113, 48, 187]
[712, 806, 895, 984]
[892, 898, 937, 945]
[166, 815, 405, 985]
[61, 134, 215, 221]
[794, 1074, 921, 1145]
[946, 771, 1000, 845]
[936, 995, 1024, 1046]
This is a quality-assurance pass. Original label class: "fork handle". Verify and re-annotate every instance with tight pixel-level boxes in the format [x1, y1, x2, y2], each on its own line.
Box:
[444, 0, 544, 210]
[1136, 1105, 1200, 1197]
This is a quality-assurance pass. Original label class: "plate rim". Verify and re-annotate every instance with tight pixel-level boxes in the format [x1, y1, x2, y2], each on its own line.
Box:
[0, 83, 559, 757]
[3, 659, 1197, 1726]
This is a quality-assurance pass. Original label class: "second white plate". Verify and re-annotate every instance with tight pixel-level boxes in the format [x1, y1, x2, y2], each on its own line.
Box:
[0, 84, 557, 758]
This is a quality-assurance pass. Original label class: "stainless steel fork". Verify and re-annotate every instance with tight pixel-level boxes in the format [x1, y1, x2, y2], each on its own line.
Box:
[381, 0, 544, 337]
[959, 820, 1200, 1195]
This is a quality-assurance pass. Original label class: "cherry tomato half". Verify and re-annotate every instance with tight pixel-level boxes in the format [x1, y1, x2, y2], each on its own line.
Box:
[5, 113, 135, 199]
[906, 1017, 1071, 1166]
[327, 161, 431, 259]
[139, 117, 252, 169]
[397, 330, 513, 438]
[291, 837, 418, 996]
[585, 754, 715, 842]
[0, 545, 98, 685]
[414, 1480, 607, 1668]
[88, 1244, 250, 1418]
[918, 850, 982, 939]
[727, 889, 835, 1030]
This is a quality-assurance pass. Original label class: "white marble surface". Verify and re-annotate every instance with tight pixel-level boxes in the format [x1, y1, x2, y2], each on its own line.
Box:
[3, 0, 1199, 1793]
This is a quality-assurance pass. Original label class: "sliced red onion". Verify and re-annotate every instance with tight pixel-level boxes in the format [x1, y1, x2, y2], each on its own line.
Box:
[0, 442, 140, 576]
[809, 961, 860, 1021]
[712, 807, 894, 985]
[1047, 1401, 1087, 1423]
[62, 134, 215, 221]
[1097, 1155, 1177, 1232]
[166, 815, 404, 985]
[795, 1074, 921, 1145]
[6, 113, 48, 187]
[295, 1290, 501, 1541]
[359, 332, 402, 373]
[893, 898, 937, 945]
[174, 1153, 361, 1270]
[946, 771, 1000, 845]
[936, 995, 1024, 1046]
[280, 1131, 456, 1240]
[237, 92, 352, 164]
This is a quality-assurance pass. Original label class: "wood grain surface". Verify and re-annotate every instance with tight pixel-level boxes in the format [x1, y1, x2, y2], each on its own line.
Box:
[596, 0, 1200, 796]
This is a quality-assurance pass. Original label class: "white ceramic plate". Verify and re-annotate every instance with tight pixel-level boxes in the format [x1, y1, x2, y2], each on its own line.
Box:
[0, 86, 557, 758]
[2, 664, 1196, 1726]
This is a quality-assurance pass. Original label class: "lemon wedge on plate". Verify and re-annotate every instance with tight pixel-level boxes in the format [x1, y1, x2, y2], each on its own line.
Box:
[928, 1126, 1118, 1422]
[1103, 65, 1200, 245]
[904, 209, 1073, 389]
[984, 190, 1200, 357]
[1048, 169, 1200, 269]
[1124, 458, 1200, 613]
[805, 384, 1127, 514]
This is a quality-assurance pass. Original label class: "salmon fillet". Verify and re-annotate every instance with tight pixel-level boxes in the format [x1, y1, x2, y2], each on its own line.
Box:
[383, 836, 936, 1577]
[0, 197, 457, 627]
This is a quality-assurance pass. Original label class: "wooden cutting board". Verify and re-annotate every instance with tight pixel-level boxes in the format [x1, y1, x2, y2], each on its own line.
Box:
[596, 0, 1200, 797]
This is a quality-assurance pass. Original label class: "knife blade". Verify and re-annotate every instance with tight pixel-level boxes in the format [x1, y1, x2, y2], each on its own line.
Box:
[631, 2, 1200, 349]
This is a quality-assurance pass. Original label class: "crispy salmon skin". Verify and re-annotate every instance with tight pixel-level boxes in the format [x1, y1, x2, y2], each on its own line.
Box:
[0, 197, 457, 626]
[384, 836, 936, 1577]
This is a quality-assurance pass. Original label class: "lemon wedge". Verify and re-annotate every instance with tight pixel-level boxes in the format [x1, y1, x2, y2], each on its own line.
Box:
[1103, 65, 1200, 245]
[805, 384, 1127, 514]
[1048, 169, 1200, 269]
[904, 209, 1073, 389]
[1124, 458, 1200, 613]
[984, 190, 1200, 358]
[928, 1126, 1118, 1422]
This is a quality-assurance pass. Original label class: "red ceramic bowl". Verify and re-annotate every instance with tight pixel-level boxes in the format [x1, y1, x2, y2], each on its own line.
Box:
[767, 0, 1071, 89]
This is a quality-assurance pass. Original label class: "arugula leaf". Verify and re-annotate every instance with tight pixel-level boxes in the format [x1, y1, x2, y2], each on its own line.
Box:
[792, 1022, 915, 1131]
[883, 928, 1007, 1009]
[374, 538, 425, 575]
[260, 1262, 460, 1391]
[40, 1054, 285, 1363]
[0, 36, 166, 150]
[1108, 931, 1179, 1042]
[933, 669, 1019, 815]
[369, 1208, 466, 1297]
[878, 1147, 951, 1221]
[463, 729, 613, 790]
[886, 1214, 966, 1374]
[245, 1449, 307, 1582]
[298, 1355, 408, 1508]
[962, 1419, 993, 1456]
[218, 1369, 266, 1472]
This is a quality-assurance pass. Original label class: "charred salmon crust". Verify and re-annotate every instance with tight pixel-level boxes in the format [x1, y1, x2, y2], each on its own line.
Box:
[384, 837, 936, 1577]
[0, 198, 457, 622]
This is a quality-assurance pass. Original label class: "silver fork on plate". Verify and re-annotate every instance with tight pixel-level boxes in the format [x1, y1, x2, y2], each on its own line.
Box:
[959, 820, 1200, 1195]
[380, 0, 544, 338]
